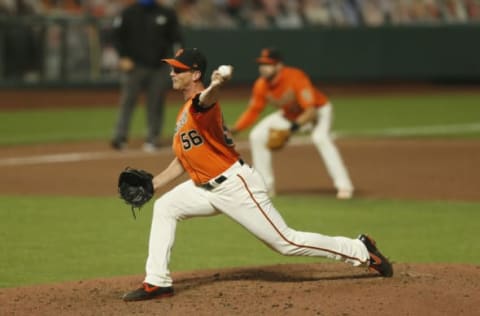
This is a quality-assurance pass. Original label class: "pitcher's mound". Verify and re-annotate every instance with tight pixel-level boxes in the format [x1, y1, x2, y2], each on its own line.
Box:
[1, 263, 479, 315]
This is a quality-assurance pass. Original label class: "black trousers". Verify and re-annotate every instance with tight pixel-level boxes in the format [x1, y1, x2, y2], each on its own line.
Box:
[113, 64, 170, 144]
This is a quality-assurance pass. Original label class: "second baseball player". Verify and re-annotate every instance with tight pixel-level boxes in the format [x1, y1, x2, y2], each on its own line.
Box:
[231, 48, 354, 199]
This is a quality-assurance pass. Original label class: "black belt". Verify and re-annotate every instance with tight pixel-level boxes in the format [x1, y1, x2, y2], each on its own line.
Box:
[200, 159, 244, 190]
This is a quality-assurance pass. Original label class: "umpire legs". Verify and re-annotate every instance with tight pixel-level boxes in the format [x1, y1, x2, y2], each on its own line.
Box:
[112, 68, 145, 147]
[144, 65, 170, 146]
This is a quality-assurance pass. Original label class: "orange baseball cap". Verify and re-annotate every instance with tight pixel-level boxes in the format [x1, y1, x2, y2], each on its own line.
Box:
[256, 48, 283, 64]
[162, 48, 207, 73]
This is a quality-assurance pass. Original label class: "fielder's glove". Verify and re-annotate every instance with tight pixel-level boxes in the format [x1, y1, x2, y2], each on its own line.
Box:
[118, 167, 154, 219]
[266, 128, 291, 150]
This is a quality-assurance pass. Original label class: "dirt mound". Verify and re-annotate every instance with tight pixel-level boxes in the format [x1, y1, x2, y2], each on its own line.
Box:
[1, 263, 478, 316]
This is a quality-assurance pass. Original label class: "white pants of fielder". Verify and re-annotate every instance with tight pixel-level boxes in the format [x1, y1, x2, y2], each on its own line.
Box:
[144, 160, 369, 287]
[249, 103, 353, 196]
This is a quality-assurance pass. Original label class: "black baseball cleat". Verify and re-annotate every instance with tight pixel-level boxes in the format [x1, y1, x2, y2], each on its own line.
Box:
[122, 283, 174, 301]
[358, 234, 393, 277]
[111, 138, 127, 151]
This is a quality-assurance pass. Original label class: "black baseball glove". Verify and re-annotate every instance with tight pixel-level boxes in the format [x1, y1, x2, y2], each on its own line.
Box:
[118, 167, 154, 219]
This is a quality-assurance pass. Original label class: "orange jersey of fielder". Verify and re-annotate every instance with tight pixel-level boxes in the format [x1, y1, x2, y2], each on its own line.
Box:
[173, 94, 239, 184]
[234, 66, 329, 131]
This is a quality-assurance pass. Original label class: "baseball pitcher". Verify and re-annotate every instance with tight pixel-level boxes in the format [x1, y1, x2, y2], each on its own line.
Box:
[121, 48, 392, 302]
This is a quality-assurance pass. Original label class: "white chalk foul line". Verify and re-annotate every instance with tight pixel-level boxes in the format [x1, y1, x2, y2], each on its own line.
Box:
[0, 141, 252, 167]
[0, 123, 478, 167]
[336, 122, 480, 137]
[0, 149, 163, 167]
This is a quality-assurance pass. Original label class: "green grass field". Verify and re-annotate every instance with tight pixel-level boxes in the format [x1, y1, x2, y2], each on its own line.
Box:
[1, 195, 478, 288]
[1, 93, 480, 145]
[1, 92, 479, 288]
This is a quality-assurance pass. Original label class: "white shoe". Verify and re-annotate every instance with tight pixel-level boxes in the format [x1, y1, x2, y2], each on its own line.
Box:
[142, 142, 159, 153]
[337, 189, 353, 200]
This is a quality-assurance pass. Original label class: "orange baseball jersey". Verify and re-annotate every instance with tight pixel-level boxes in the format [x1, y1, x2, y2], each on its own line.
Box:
[173, 94, 239, 184]
[234, 66, 329, 131]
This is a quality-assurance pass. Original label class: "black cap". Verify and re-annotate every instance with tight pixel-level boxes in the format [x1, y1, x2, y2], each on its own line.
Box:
[256, 47, 283, 64]
[162, 48, 207, 74]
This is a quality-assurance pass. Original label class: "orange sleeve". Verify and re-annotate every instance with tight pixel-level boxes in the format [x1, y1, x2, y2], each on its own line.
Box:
[292, 69, 328, 109]
[233, 80, 268, 131]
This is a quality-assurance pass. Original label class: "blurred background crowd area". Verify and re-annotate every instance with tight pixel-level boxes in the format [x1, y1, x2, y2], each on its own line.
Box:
[1, 0, 479, 85]
[1, 0, 479, 28]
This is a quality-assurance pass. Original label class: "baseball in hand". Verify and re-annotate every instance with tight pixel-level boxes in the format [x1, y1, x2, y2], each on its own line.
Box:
[218, 65, 233, 78]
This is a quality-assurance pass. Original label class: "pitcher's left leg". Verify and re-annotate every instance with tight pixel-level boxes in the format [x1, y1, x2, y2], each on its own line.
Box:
[210, 165, 368, 266]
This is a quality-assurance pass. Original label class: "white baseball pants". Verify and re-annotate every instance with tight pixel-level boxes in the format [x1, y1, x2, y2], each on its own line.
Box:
[144, 161, 368, 287]
[249, 103, 353, 195]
